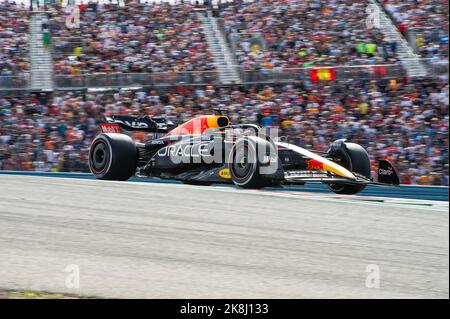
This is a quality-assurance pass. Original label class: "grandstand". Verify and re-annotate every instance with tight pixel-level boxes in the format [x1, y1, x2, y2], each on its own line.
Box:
[0, 0, 448, 185]
[49, 2, 216, 74]
[0, 1, 30, 88]
[220, 0, 398, 69]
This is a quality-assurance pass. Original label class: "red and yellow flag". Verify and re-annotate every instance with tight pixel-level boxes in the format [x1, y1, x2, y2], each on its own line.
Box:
[310, 67, 336, 82]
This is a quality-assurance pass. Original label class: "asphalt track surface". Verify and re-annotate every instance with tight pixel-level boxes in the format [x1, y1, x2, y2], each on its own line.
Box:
[0, 175, 448, 298]
[1, 170, 448, 201]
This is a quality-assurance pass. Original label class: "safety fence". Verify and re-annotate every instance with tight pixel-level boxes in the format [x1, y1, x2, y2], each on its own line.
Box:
[0, 75, 30, 90]
[53, 71, 220, 89]
[0, 62, 448, 91]
[52, 64, 411, 88]
[239, 64, 409, 84]
[425, 59, 449, 76]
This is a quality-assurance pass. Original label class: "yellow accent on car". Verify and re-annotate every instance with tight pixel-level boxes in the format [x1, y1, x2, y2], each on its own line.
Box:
[207, 115, 230, 129]
[277, 142, 356, 180]
[219, 168, 232, 179]
[322, 162, 355, 179]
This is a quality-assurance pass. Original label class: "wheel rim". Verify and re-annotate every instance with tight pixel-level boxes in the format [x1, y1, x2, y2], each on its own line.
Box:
[90, 140, 110, 174]
[231, 145, 253, 179]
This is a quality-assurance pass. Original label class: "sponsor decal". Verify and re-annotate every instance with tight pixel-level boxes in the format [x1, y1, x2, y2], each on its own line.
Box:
[122, 120, 149, 129]
[219, 168, 231, 179]
[285, 170, 329, 178]
[148, 139, 165, 145]
[379, 167, 393, 176]
[306, 159, 324, 171]
[105, 117, 149, 129]
[157, 143, 210, 158]
[100, 124, 121, 133]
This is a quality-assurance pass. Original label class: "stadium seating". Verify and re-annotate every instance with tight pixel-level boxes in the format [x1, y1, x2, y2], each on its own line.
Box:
[382, 0, 449, 59]
[48, 2, 216, 75]
[0, 1, 30, 76]
[219, 0, 399, 71]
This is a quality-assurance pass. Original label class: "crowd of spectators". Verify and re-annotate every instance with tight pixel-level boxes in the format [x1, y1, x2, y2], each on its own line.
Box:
[0, 1, 448, 185]
[219, 0, 399, 72]
[0, 1, 30, 77]
[48, 1, 216, 75]
[383, 0, 448, 30]
[382, 0, 449, 59]
[46, 0, 407, 76]
[1, 77, 448, 185]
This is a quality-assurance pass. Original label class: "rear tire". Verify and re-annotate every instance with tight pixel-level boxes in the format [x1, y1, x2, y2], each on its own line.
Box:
[328, 142, 371, 195]
[89, 133, 137, 181]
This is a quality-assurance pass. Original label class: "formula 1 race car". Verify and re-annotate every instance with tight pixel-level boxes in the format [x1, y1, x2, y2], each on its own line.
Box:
[88, 113, 400, 194]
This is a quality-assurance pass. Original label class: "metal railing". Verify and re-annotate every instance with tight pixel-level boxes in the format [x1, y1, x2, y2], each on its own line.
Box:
[423, 59, 449, 77]
[54, 71, 220, 89]
[52, 64, 410, 89]
[239, 64, 409, 84]
[0, 75, 30, 90]
[3, 61, 446, 91]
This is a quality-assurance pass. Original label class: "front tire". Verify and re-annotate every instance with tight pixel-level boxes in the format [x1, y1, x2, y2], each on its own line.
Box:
[328, 142, 371, 195]
[228, 137, 277, 189]
[88, 133, 137, 181]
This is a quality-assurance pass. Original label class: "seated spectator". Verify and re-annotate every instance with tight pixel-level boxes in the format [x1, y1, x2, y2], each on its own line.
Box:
[0, 1, 30, 76]
[383, 0, 449, 59]
[219, 0, 399, 71]
[48, 1, 216, 75]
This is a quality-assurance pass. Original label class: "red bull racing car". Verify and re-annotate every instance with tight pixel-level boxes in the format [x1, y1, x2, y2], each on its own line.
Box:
[88, 113, 400, 194]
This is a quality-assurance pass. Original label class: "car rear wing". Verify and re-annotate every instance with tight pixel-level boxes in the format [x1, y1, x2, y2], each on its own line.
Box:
[100, 115, 175, 134]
